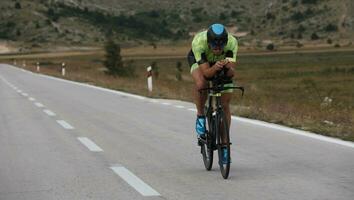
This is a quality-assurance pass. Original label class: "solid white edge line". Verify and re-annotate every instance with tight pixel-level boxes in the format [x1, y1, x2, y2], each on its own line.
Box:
[34, 102, 44, 107]
[56, 120, 74, 130]
[43, 109, 56, 116]
[231, 116, 354, 148]
[77, 137, 103, 152]
[110, 166, 160, 197]
[5, 64, 146, 100]
[6, 64, 353, 149]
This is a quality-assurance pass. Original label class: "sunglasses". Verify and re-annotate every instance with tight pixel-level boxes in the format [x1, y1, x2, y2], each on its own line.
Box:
[209, 40, 226, 49]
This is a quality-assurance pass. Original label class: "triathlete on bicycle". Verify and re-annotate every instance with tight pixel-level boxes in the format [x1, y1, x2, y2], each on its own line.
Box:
[187, 24, 238, 161]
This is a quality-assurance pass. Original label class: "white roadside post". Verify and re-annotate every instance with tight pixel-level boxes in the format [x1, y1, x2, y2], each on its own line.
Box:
[61, 62, 66, 76]
[36, 62, 40, 72]
[147, 66, 153, 92]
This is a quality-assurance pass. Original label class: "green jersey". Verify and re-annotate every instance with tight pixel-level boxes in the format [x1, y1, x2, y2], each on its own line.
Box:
[191, 30, 238, 65]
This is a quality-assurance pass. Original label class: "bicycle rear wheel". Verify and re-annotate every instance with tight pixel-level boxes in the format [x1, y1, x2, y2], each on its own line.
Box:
[201, 110, 214, 170]
[217, 111, 231, 179]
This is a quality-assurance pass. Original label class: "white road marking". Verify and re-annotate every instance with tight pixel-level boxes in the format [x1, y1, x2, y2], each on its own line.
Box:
[21, 93, 28, 97]
[28, 97, 35, 101]
[17, 90, 22, 93]
[110, 165, 160, 197]
[77, 137, 103, 152]
[35, 73, 146, 100]
[34, 102, 44, 108]
[149, 100, 159, 103]
[56, 120, 74, 130]
[162, 102, 171, 106]
[188, 108, 197, 112]
[43, 109, 56, 116]
[232, 116, 354, 148]
[175, 105, 185, 109]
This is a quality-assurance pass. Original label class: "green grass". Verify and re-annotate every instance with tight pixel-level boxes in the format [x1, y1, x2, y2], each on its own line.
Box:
[3, 50, 354, 141]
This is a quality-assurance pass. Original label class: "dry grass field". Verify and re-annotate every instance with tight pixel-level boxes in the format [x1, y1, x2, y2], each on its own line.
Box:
[1, 47, 353, 141]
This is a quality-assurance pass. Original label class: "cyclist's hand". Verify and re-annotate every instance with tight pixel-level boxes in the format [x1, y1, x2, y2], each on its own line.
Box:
[222, 59, 231, 69]
[214, 61, 224, 71]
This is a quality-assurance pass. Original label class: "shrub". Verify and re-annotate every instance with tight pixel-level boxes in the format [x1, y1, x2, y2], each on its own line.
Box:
[296, 42, 303, 48]
[291, 12, 305, 22]
[298, 25, 306, 33]
[151, 61, 159, 79]
[327, 38, 332, 44]
[15, 2, 21, 9]
[301, 0, 318, 4]
[324, 24, 338, 32]
[311, 32, 319, 40]
[176, 61, 183, 81]
[266, 43, 275, 51]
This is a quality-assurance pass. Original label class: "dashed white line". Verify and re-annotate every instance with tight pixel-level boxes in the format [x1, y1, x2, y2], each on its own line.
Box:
[43, 109, 56, 116]
[110, 165, 160, 197]
[56, 120, 74, 130]
[34, 102, 44, 108]
[21, 93, 28, 97]
[17, 90, 22, 93]
[188, 108, 197, 112]
[174, 105, 185, 109]
[28, 97, 35, 101]
[149, 100, 159, 103]
[77, 137, 103, 152]
[162, 102, 171, 106]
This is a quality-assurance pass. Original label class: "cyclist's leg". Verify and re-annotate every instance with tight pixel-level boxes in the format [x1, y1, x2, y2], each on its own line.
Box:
[188, 50, 207, 116]
[192, 68, 208, 116]
[220, 93, 232, 144]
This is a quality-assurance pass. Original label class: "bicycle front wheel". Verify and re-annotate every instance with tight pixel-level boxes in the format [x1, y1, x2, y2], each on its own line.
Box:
[201, 114, 214, 171]
[217, 111, 231, 179]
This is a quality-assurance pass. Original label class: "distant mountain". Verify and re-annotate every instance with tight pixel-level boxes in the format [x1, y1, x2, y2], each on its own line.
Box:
[1, 0, 353, 50]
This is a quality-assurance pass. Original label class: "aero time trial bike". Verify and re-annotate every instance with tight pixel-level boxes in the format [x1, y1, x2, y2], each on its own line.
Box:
[198, 70, 244, 179]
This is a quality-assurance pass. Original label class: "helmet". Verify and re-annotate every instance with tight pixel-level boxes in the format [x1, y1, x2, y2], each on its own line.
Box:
[207, 24, 228, 49]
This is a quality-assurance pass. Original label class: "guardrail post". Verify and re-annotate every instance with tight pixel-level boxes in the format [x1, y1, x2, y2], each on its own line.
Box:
[147, 66, 153, 92]
[62, 62, 66, 76]
[36, 62, 40, 72]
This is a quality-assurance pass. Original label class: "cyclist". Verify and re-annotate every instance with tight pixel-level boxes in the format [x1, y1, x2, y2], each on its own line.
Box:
[187, 23, 238, 163]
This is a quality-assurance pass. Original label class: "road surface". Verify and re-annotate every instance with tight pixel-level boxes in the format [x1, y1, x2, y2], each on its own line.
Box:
[0, 64, 353, 200]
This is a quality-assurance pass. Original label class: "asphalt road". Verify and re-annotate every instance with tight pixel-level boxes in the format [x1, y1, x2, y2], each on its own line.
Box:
[0, 64, 353, 200]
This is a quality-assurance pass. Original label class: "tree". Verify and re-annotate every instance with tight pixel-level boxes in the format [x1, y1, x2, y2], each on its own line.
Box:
[104, 38, 124, 75]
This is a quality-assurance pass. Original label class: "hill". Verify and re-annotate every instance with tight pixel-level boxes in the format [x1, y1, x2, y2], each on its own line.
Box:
[0, 0, 353, 51]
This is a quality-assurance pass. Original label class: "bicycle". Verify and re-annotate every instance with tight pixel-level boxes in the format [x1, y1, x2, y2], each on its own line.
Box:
[198, 71, 244, 179]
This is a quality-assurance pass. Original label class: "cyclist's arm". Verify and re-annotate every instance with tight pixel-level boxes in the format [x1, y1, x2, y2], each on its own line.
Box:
[224, 37, 238, 78]
[199, 62, 223, 78]
[192, 47, 222, 78]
